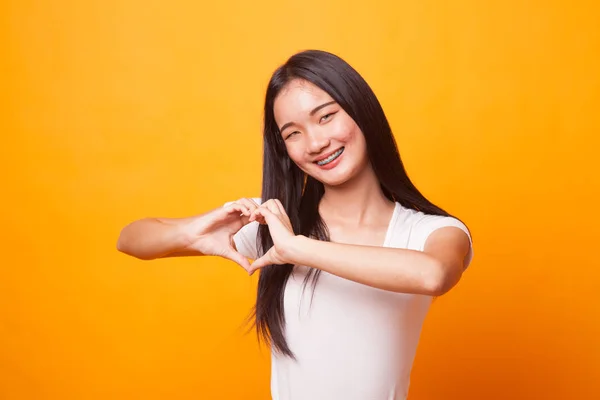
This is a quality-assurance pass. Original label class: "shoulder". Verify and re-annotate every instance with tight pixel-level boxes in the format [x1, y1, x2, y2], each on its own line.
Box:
[396, 204, 474, 268]
[415, 214, 471, 244]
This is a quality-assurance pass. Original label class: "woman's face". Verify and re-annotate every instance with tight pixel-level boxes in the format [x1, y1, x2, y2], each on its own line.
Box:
[273, 79, 369, 187]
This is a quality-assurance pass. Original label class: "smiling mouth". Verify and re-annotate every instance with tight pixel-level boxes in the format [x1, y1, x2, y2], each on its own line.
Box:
[315, 147, 345, 166]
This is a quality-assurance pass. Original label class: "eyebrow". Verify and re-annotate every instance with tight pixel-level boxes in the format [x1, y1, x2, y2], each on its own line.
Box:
[279, 101, 337, 133]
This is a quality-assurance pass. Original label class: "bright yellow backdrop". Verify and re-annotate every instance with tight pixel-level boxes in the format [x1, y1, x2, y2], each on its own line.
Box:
[2, 1, 599, 399]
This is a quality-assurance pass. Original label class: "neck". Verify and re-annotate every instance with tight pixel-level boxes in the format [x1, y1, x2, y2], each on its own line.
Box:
[319, 163, 395, 226]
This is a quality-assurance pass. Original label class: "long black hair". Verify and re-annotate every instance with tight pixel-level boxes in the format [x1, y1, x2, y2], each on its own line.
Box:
[252, 49, 464, 358]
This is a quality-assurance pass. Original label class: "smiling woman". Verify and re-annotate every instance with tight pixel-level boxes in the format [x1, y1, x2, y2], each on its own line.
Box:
[275, 84, 367, 180]
[117, 49, 473, 400]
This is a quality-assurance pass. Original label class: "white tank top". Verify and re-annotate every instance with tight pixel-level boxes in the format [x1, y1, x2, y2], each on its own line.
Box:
[231, 199, 473, 400]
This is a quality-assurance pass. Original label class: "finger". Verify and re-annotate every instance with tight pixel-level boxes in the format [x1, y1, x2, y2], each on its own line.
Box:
[250, 208, 265, 224]
[250, 201, 273, 223]
[222, 247, 252, 272]
[250, 210, 264, 225]
[253, 200, 279, 219]
[225, 203, 250, 216]
[249, 255, 270, 274]
[273, 199, 293, 228]
[247, 198, 261, 208]
[249, 208, 258, 222]
[237, 198, 259, 214]
[232, 199, 255, 218]
[249, 199, 269, 222]
[253, 207, 276, 225]
[265, 200, 280, 214]
[273, 199, 286, 215]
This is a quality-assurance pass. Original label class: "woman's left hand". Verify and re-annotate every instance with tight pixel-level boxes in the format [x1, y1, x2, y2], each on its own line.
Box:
[248, 199, 297, 274]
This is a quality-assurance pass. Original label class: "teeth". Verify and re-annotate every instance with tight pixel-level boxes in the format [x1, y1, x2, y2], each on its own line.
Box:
[317, 148, 344, 166]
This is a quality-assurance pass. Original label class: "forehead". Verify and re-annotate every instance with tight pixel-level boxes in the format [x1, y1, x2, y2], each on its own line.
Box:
[273, 79, 334, 123]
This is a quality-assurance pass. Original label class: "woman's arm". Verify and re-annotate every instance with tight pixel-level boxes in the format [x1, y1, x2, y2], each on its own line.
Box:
[116, 215, 202, 260]
[285, 227, 470, 296]
[249, 199, 471, 296]
[117, 198, 260, 263]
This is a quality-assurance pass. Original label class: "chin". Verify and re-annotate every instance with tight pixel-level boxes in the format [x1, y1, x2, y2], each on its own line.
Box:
[319, 176, 351, 187]
[311, 165, 359, 187]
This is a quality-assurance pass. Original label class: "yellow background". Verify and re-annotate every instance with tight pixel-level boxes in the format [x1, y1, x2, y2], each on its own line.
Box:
[2, 0, 599, 399]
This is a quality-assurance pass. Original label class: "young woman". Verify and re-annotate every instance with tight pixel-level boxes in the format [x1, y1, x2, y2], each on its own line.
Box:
[117, 50, 473, 400]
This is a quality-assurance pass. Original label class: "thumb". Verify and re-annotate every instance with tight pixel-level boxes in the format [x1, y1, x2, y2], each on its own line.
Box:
[249, 254, 271, 275]
[222, 247, 252, 273]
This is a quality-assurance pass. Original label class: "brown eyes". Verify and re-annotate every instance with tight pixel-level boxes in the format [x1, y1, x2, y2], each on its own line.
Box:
[283, 111, 338, 140]
[285, 131, 300, 140]
[320, 113, 334, 123]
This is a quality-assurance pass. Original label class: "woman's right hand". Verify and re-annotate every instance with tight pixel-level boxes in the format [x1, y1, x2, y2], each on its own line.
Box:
[182, 198, 260, 272]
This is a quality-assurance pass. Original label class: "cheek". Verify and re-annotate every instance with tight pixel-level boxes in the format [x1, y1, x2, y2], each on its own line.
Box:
[284, 144, 304, 164]
[331, 117, 360, 143]
[338, 121, 367, 161]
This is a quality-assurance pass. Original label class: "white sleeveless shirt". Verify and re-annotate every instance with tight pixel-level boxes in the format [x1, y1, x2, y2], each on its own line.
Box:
[230, 199, 473, 400]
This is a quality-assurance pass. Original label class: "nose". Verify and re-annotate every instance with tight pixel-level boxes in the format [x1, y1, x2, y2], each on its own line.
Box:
[306, 127, 330, 155]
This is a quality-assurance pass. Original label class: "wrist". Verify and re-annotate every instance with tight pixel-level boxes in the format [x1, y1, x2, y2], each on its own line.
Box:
[284, 234, 310, 265]
[175, 219, 200, 251]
